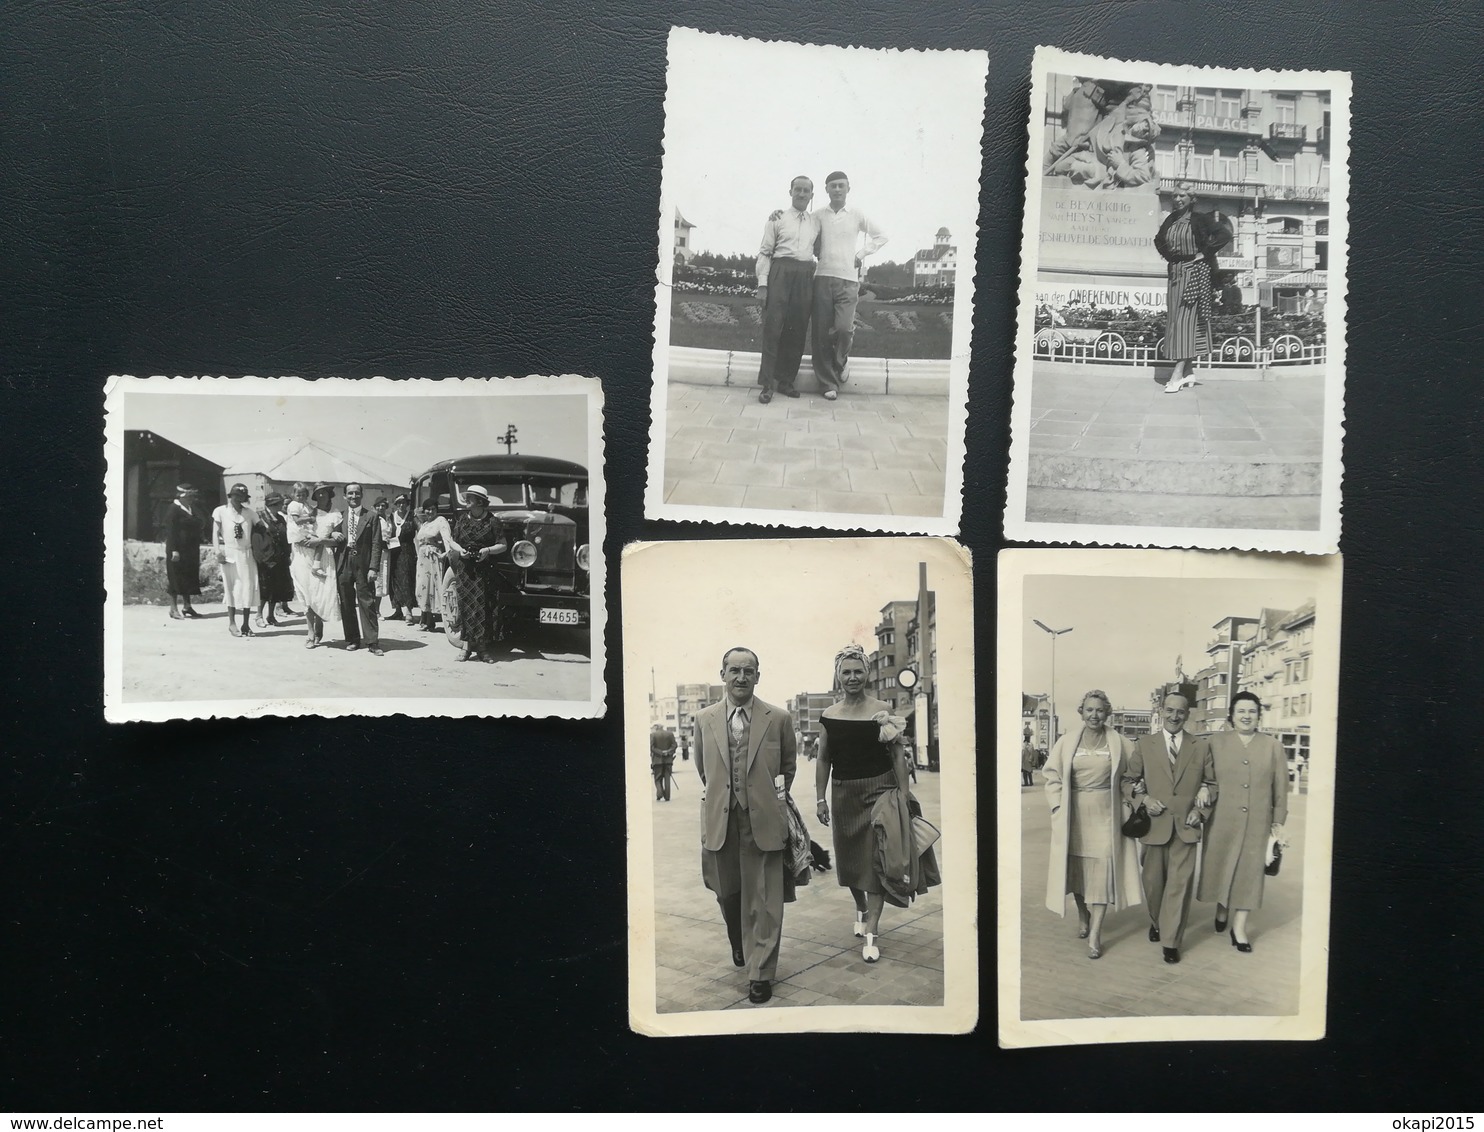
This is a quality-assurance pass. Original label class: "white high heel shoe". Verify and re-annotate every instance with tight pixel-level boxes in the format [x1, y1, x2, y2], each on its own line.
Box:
[863, 933, 880, 963]
[853, 910, 867, 938]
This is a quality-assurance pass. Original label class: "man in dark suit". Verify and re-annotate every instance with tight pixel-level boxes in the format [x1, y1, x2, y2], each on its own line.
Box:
[337, 482, 384, 656]
[1122, 692, 1218, 963]
[694, 646, 797, 1004]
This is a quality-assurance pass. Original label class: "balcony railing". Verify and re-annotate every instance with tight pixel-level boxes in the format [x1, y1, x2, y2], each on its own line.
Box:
[1269, 122, 1307, 141]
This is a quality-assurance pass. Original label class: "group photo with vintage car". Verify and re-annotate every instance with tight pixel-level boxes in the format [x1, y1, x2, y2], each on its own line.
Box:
[105, 375, 607, 721]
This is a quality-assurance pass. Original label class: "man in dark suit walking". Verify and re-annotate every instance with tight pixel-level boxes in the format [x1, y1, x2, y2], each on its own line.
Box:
[337, 482, 384, 656]
[694, 646, 797, 1004]
[1122, 691, 1217, 963]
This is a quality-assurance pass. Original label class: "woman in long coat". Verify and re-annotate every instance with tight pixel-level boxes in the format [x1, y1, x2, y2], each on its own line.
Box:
[164, 483, 204, 620]
[386, 494, 418, 621]
[1198, 690, 1289, 952]
[448, 485, 510, 662]
[1043, 689, 1143, 960]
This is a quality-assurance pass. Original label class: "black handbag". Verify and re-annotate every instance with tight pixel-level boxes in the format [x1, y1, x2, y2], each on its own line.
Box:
[1121, 803, 1151, 838]
[1265, 839, 1283, 876]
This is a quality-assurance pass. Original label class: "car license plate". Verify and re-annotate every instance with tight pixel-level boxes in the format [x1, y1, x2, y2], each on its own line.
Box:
[539, 608, 579, 625]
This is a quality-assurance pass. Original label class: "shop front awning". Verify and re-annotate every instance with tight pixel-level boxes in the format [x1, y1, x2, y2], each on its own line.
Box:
[1265, 269, 1327, 289]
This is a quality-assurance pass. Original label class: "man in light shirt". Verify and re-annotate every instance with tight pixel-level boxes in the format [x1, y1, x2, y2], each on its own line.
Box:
[753, 175, 818, 404]
[811, 171, 887, 400]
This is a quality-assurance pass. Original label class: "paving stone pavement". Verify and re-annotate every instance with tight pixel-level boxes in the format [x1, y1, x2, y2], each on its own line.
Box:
[651, 762, 944, 1013]
[662, 382, 950, 517]
[1025, 365, 1328, 530]
[1017, 774, 1305, 1021]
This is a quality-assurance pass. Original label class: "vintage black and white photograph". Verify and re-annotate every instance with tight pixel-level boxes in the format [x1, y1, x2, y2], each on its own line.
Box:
[644, 28, 986, 534]
[624, 537, 976, 1036]
[1004, 48, 1349, 553]
[104, 375, 606, 721]
[997, 549, 1340, 1046]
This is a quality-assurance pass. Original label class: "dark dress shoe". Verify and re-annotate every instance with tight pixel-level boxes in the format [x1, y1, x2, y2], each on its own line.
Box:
[1148, 924, 1161, 943]
[758, 390, 773, 404]
[346, 642, 359, 652]
[182, 608, 202, 619]
[1230, 930, 1252, 953]
[386, 611, 404, 621]
[368, 646, 384, 656]
[731, 947, 745, 968]
[780, 388, 800, 398]
[1162, 947, 1180, 964]
[1215, 913, 1228, 933]
[748, 980, 771, 1004]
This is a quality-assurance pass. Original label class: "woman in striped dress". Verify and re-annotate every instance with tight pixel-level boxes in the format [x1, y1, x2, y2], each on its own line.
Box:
[814, 644, 914, 964]
[1154, 181, 1230, 393]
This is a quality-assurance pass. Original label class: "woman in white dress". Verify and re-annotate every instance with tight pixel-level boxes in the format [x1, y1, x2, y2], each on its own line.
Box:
[286, 492, 342, 649]
[412, 499, 455, 631]
[211, 483, 261, 638]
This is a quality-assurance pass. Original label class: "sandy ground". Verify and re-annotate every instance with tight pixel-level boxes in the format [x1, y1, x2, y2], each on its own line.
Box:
[119, 602, 591, 704]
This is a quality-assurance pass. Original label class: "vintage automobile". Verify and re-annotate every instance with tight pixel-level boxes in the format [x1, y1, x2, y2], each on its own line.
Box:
[408, 454, 590, 650]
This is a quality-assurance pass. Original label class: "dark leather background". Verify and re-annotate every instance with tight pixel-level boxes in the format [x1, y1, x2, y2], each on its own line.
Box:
[4, 0, 1481, 1111]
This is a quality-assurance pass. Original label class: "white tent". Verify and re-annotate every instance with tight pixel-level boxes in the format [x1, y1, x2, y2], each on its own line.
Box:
[160, 434, 415, 511]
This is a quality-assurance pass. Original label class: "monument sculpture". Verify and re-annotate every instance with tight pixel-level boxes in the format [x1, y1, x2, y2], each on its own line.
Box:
[1044, 79, 1161, 189]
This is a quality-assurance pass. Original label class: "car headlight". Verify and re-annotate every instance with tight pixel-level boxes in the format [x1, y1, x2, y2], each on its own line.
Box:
[576, 544, 590, 572]
[511, 540, 538, 568]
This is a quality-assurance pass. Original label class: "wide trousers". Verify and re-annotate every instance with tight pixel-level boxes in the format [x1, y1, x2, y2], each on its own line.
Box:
[337, 564, 380, 646]
[757, 258, 814, 393]
[811, 275, 860, 391]
[702, 804, 785, 982]
[1141, 836, 1198, 948]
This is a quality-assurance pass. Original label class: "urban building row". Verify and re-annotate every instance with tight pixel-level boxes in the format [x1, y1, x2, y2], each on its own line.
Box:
[648, 574, 939, 768]
[1043, 76, 1332, 311]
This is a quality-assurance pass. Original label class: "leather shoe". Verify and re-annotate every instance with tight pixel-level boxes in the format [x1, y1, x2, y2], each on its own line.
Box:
[346, 643, 359, 652]
[758, 390, 773, 404]
[780, 388, 800, 398]
[1148, 924, 1160, 943]
[731, 946, 745, 968]
[368, 646, 384, 656]
[748, 980, 771, 1004]
[1215, 912, 1228, 933]
[1162, 947, 1180, 964]
[1230, 929, 1252, 953]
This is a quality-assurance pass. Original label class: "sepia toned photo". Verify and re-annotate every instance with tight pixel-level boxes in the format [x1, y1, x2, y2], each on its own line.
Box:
[624, 537, 977, 1036]
[104, 375, 606, 721]
[997, 548, 1340, 1046]
[1005, 48, 1349, 553]
[645, 28, 987, 534]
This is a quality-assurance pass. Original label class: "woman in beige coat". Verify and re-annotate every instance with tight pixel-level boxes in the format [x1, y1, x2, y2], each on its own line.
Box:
[1198, 690, 1289, 952]
[1043, 690, 1143, 959]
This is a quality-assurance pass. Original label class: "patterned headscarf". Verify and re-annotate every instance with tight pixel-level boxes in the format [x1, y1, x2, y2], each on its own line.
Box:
[833, 643, 869, 684]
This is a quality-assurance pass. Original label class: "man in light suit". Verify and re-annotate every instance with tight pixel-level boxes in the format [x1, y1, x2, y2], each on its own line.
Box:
[1122, 692, 1218, 964]
[337, 482, 385, 656]
[694, 646, 797, 1004]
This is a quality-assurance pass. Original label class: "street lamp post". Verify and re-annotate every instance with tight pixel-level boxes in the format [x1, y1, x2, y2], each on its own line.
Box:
[1033, 619, 1074, 748]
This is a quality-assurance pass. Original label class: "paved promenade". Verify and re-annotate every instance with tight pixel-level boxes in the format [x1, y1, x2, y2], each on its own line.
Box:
[651, 764, 943, 1013]
[659, 382, 949, 517]
[1017, 776, 1305, 1021]
[1025, 362, 1327, 530]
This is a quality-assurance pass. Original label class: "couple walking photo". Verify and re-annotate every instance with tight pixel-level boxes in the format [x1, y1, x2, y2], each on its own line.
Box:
[694, 644, 937, 1005]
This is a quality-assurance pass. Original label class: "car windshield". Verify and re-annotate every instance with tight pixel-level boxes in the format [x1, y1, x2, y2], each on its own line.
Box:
[529, 479, 587, 507]
[453, 478, 524, 506]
